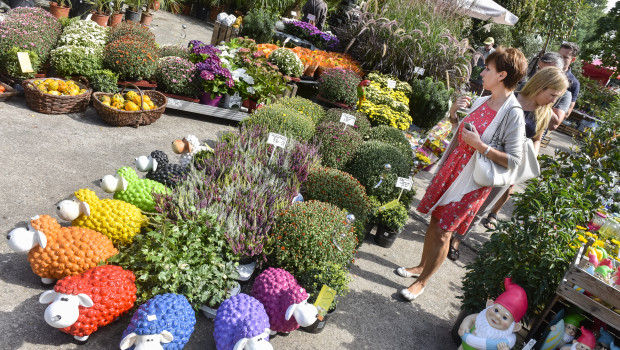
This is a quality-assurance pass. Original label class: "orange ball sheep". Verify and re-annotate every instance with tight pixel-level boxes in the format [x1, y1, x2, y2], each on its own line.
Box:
[6, 215, 118, 284]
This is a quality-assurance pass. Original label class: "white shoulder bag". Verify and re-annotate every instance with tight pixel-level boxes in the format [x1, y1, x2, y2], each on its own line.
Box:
[472, 106, 541, 187]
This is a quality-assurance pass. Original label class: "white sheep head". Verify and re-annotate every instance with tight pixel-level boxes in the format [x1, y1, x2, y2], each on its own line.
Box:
[56, 198, 90, 221]
[119, 330, 174, 350]
[233, 328, 273, 350]
[284, 297, 318, 327]
[6, 215, 47, 252]
[100, 174, 129, 193]
[39, 290, 93, 329]
[135, 155, 158, 172]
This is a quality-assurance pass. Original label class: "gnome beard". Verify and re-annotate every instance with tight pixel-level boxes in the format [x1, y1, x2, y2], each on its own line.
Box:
[562, 332, 575, 344]
[473, 306, 516, 340]
[568, 344, 578, 350]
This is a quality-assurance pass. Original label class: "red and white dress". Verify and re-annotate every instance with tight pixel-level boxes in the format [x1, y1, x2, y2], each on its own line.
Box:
[417, 102, 497, 235]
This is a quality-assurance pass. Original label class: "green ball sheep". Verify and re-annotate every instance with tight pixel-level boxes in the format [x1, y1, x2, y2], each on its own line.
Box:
[100, 167, 169, 212]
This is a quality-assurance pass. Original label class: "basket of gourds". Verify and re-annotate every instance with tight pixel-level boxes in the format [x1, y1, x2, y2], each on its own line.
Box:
[92, 83, 167, 128]
[23, 77, 92, 114]
[0, 81, 18, 102]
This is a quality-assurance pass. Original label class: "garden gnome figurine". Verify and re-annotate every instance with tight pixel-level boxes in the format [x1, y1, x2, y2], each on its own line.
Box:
[560, 327, 596, 350]
[357, 79, 370, 109]
[458, 278, 528, 350]
[593, 265, 613, 283]
[561, 313, 585, 346]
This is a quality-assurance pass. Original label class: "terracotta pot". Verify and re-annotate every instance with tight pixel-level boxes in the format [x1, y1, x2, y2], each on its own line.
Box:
[109, 12, 124, 26]
[149, 0, 160, 11]
[91, 13, 109, 27]
[140, 11, 153, 26]
[242, 99, 259, 113]
[49, 2, 70, 18]
[181, 3, 192, 15]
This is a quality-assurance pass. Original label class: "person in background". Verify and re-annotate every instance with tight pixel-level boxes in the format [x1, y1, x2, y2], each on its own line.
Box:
[302, 0, 328, 31]
[536, 52, 572, 130]
[396, 47, 527, 301]
[558, 42, 580, 118]
[477, 37, 496, 63]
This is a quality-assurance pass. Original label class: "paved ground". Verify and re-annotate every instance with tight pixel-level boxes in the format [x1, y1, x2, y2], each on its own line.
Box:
[0, 8, 578, 350]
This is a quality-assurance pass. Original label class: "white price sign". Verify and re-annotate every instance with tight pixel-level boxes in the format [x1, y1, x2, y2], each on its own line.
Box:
[307, 14, 315, 21]
[340, 113, 356, 126]
[395, 177, 413, 191]
[267, 132, 288, 149]
[521, 339, 537, 350]
[414, 66, 425, 75]
[291, 11, 297, 16]
[386, 79, 396, 89]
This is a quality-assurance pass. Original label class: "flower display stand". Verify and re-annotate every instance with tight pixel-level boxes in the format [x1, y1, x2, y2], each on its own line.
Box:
[274, 31, 317, 51]
[210, 22, 239, 45]
[524, 240, 620, 344]
[165, 97, 250, 122]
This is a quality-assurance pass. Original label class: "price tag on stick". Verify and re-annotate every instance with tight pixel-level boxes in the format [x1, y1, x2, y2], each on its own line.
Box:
[267, 132, 288, 163]
[387, 79, 396, 89]
[17, 52, 34, 73]
[395, 176, 413, 201]
[339, 112, 356, 130]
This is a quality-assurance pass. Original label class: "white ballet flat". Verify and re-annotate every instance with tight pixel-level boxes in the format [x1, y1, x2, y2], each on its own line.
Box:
[400, 287, 425, 301]
[396, 267, 420, 278]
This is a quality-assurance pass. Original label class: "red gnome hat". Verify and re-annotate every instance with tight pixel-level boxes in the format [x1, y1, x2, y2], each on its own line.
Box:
[577, 326, 596, 349]
[494, 278, 528, 323]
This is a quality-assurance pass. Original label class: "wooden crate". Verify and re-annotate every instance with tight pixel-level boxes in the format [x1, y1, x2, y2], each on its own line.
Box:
[555, 123, 583, 138]
[210, 22, 239, 45]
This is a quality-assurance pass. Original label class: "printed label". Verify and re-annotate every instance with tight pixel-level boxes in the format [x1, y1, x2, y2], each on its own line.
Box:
[387, 79, 396, 89]
[17, 52, 34, 73]
[396, 177, 413, 190]
[314, 285, 336, 320]
[267, 132, 287, 149]
[340, 113, 356, 126]
[291, 11, 297, 16]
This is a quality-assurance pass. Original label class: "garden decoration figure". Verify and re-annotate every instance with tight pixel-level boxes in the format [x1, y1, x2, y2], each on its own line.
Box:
[356, 79, 370, 109]
[560, 327, 595, 350]
[7, 215, 117, 284]
[136, 150, 189, 188]
[213, 293, 273, 350]
[540, 311, 585, 350]
[584, 252, 599, 271]
[593, 265, 613, 283]
[101, 167, 170, 212]
[457, 278, 528, 350]
[56, 189, 147, 246]
[597, 327, 614, 349]
[598, 258, 613, 270]
[373, 163, 391, 188]
[39, 265, 136, 342]
[171, 134, 212, 167]
[120, 293, 196, 350]
[611, 340, 620, 350]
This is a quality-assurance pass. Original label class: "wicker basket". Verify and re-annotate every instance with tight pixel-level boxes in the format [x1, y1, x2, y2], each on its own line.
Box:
[0, 82, 18, 102]
[92, 84, 167, 128]
[23, 77, 92, 114]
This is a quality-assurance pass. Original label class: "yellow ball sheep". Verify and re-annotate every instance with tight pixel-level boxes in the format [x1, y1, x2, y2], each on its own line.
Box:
[56, 189, 147, 246]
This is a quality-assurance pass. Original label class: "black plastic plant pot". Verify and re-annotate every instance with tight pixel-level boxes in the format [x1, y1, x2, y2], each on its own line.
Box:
[125, 9, 141, 22]
[9, 0, 34, 8]
[303, 306, 336, 334]
[374, 225, 400, 248]
[195, 6, 209, 20]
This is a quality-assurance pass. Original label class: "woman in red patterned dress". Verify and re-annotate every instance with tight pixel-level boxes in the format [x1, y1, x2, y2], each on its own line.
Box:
[396, 47, 528, 301]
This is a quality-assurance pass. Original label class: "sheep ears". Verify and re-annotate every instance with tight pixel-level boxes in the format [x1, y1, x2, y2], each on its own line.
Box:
[151, 157, 158, 172]
[119, 332, 137, 350]
[35, 230, 47, 249]
[232, 338, 248, 350]
[285, 303, 297, 321]
[79, 202, 90, 217]
[160, 330, 174, 344]
[77, 293, 93, 307]
[39, 290, 57, 304]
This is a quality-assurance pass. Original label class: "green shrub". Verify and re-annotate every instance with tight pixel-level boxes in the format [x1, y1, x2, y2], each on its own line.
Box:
[51, 46, 104, 77]
[159, 45, 190, 59]
[345, 140, 412, 203]
[409, 77, 453, 130]
[297, 263, 352, 311]
[376, 201, 408, 232]
[240, 8, 278, 44]
[304, 166, 371, 242]
[322, 108, 372, 138]
[268, 48, 304, 77]
[108, 21, 156, 44]
[270, 200, 358, 278]
[369, 125, 414, 163]
[313, 121, 363, 170]
[3, 47, 40, 79]
[89, 69, 119, 93]
[318, 68, 361, 107]
[273, 96, 325, 124]
[241, 105, 315, 141]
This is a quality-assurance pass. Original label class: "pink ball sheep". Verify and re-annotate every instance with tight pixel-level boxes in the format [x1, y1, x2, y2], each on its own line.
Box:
[39, 265, 137, 342]
[251, 268, 318, 333]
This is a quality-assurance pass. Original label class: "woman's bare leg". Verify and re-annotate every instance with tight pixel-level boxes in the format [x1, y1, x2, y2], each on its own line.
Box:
[404, 216, 452, 288]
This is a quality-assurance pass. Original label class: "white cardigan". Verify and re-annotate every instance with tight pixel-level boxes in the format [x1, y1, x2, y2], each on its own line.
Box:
[428, 94, 525, 213]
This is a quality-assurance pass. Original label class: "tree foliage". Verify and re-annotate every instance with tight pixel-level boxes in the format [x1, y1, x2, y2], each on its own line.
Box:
[581, 1, 620, 73]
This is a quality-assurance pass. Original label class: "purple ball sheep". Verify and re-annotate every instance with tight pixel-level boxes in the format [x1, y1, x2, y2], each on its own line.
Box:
[120, 293, 196, 350]
[213, 293, 272, 350]
[251, 268, 318, 333]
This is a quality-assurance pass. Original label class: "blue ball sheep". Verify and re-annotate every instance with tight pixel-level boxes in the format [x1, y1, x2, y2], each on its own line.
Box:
[213, 293, 272, 350]
[120, 293, 196, 350]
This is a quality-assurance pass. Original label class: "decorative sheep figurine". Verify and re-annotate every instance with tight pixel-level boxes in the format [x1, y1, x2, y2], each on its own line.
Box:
[39, 265, 137, 342]
[171, 135, 212, 168]
[213, 293, 272, 350]
[56, 188, 147, 246]
[251, 268, 318, 334]
[120, 293, 196, 350]
[101, 167, 170, 212]
[6, 215, 118, 284]
[135, 151, 188, 188]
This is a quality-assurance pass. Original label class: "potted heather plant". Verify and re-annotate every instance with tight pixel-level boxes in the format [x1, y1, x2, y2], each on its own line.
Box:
[317, 68, 361, 109]
[374, 201, 408, 248]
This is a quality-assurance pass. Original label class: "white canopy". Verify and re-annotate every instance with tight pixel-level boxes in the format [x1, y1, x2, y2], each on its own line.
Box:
[455, 0, 519, 26]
